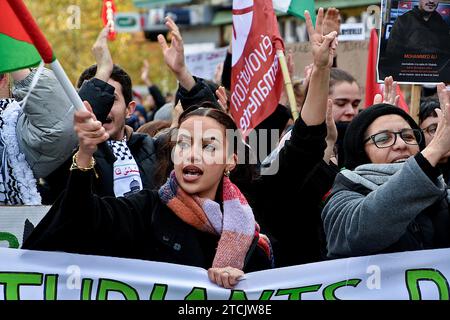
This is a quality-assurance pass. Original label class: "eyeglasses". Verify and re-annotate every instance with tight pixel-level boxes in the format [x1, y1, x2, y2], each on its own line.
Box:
[421, 123, 438, 137]
[364, 129, 422, 148]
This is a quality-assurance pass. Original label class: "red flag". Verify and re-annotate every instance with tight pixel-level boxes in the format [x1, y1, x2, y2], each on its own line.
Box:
[365, 28, 409, 112]
[101, 0, 117, 41]
[230, 0, 284, 137]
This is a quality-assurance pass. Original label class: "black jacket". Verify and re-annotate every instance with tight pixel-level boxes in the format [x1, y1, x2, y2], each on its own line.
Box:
[176, 76, 221, 110]
[24, 170, 272, 272]
[241, 117, 337, 266]
[40, 78, 158, 204]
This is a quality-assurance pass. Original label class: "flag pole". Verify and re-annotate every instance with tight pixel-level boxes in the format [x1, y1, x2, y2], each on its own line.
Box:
[6, 0, 85, 112]
[277, 50, 299, 121]
[8, 0, 116, 163]
[50, 60, 85, 111]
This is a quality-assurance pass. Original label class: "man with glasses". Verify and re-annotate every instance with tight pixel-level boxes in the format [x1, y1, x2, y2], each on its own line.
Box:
[419, 98, 440, 146]
[419, 98, 450, 184]
[322, 99, 450, 259]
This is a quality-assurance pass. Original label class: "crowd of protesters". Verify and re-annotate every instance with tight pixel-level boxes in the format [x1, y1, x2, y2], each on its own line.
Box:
[1, 7, 450, 290]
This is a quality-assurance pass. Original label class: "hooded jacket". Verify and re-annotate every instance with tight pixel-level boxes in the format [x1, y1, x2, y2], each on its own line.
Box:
[13, 68, 78, 179]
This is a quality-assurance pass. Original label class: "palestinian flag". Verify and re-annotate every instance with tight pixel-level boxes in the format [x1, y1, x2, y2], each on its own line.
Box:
[0, 0, 54, 73]
[273, 0, 315, 22]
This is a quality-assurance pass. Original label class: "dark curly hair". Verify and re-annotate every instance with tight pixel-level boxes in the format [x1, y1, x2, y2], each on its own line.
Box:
[77, 64, 133, 106]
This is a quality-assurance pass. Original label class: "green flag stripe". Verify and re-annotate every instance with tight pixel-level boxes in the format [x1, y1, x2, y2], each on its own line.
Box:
[0, 33, 41, 73]
[288, 0, 316, 21]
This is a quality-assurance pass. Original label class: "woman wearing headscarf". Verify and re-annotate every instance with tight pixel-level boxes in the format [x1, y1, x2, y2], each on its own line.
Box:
[322, 83, 450, 259]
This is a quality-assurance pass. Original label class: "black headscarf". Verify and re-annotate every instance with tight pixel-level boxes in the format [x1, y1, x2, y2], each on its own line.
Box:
[343, 104, 425, 170]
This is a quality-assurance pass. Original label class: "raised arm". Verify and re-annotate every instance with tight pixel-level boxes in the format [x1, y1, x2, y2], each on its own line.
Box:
[158, 16, 195, 91]
[22, 101, 157, 256]
[302, 8, 338, 126]
[251, 10, 339, 265]
[263, 8, 338, 179]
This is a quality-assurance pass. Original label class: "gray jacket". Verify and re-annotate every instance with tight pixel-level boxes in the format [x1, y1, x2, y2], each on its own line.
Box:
[13, 68, 77, 178]
[322, 156, 450, 258]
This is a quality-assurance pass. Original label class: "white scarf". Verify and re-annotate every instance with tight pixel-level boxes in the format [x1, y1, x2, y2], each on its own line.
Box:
[0, 99, 41, 205]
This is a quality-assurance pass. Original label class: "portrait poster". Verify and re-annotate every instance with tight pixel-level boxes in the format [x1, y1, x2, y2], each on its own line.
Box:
[378, 0, 450, 84]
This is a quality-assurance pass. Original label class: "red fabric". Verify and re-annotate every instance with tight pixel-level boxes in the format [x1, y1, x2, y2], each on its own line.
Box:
[365, 28, 409, 112]
[101, 0, 117, 41]
[0, 1, 33, 43]
[230, 0, 284, 137]
[364, 29, 382, 108]
[5, 0, 54, 63]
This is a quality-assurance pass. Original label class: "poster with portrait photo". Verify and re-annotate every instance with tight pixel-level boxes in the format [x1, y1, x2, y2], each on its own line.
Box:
[378, 0, 450, 84]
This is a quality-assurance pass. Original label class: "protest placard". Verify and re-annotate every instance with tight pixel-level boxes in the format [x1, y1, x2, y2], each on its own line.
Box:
[378, 0, 450, 84]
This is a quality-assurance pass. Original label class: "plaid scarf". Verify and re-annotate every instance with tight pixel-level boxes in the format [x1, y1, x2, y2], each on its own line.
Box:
[158, 171, 273, 269]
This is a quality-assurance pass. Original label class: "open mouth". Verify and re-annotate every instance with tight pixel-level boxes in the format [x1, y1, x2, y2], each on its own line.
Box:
[392, 157, 409, 163]
[183, 165, 203, 176]
[182, 165, 204, 182]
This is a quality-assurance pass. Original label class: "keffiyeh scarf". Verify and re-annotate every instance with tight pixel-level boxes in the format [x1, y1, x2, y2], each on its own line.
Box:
[0, 99, 41, 205]
[108, 137, 143, 197]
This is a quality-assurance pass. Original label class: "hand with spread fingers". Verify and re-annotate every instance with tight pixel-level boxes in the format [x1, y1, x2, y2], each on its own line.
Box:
[92, 23, 114, 82]
[305, 8, 338, 69]
[158, 16, 185, 75]
[373, 76, 400, 106]
[157, 16, 195, 90]
[422, 83, 450, 165]
[323, 7, 341, 37]
[208, 267, 244, 289]
[301, 8, 338, 126]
